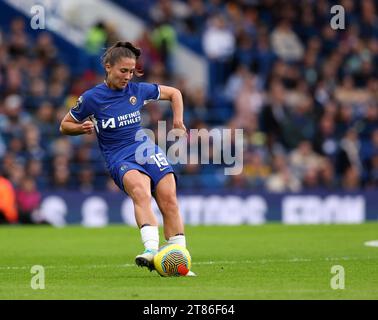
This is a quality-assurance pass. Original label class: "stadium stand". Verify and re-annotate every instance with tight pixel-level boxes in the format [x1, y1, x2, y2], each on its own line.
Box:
[0, 0, 377, 201]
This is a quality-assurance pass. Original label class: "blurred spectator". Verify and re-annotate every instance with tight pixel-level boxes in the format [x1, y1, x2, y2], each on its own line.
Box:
[367, 153, 378, 188]
[313, 114, 338, 161]
[336, 128, 362, 177]
[25, 78, 47, 111]
[151, 19, 177, 77]
[150, 0, 188, 25]
[8, 162, 25, 189]
[224, 64, 251, 102]
[260, 80, 292, 149]
[289, 140, 323, 180]
[334, 75, 371, 106]
[135, 30, 162, 74]
[265, 153, 301, 192]
[24, 123, 45, 160]
[270, 19, 304, 62]
[185, 86, 209, 124]
[77, 166, 95, 193]
[0, 94, 31, 139]
[16, 176, 41, 224]
[302, 167, 321, 191]
[202, 13, 235, 94]
[360, 104, 378, 141]
[341, 165, 361, 190]
[50, 165, 71, 190]
[319, 158, 338, 190]
[0, 173, 18, 224]
[84, 21, 121, 73]
[85, 21, 108, 55]
[34, 32, 58, 66]
[8, 17, 29, 58]
[34, 102, 58, 145]
[183, 0, 208, 35]
[244, 151, 271, 189]
[234, 72, 265, 117]
[26, 158, 47, 190]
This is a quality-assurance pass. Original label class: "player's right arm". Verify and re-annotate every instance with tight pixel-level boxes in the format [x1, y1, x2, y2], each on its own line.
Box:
[60, 93, 94, 135]
[60, 113, 94, 136]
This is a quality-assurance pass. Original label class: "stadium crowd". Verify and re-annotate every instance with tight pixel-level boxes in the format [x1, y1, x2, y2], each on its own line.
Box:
[0, 0, 377, 224]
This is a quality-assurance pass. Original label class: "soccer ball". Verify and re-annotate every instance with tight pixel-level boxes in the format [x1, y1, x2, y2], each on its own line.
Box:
[153, 244, 192, 277]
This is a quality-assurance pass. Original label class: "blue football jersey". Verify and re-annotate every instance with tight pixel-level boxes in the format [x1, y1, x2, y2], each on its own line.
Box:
[70, 82, 160, 167]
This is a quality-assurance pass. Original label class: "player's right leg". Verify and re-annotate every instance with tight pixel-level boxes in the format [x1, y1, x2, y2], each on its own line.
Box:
[122, 170, 159, 271]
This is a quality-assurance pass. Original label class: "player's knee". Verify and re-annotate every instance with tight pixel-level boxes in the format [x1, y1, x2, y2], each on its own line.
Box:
[129, 185, 151, 204]
[159, 194, 179, 215]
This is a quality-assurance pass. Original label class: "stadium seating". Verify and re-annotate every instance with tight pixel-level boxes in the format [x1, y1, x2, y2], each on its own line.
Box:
[0, 0, 377, 195]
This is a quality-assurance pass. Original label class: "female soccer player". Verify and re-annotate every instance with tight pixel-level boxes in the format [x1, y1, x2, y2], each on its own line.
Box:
[60, 41, 194, 275]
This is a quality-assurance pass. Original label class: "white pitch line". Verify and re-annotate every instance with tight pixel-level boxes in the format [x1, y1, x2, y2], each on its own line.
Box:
[364, 240, 378, 247]
[0, 256, 373, 271]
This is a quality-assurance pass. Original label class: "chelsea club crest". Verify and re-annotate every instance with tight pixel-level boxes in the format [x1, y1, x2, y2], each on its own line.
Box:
[129, 96, 137, 105]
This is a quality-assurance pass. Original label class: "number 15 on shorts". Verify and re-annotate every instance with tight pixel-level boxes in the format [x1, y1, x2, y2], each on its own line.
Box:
[150, 153, 168, 167]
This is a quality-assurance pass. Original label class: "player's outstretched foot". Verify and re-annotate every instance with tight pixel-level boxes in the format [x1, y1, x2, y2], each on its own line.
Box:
[135, 249, 157, 272]
[185, 270, 197, 277]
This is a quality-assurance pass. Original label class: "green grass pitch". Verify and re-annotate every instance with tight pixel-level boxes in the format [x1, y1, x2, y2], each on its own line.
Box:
[0, 223, 377, 300]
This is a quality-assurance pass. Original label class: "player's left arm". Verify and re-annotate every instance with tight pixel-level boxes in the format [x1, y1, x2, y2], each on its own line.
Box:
[159, 85, 187, 136]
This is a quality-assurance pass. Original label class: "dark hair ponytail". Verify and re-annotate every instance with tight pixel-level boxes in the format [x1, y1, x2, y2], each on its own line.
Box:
[114, 41, 141, 58]
[102, 41, 143, 77]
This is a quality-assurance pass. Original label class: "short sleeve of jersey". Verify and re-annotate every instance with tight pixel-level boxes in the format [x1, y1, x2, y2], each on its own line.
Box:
[70, 93, 93, 122]
[138, 82, 160, 106]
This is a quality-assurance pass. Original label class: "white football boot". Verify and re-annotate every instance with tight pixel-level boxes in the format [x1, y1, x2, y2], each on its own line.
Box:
[135, 249, 157, 271]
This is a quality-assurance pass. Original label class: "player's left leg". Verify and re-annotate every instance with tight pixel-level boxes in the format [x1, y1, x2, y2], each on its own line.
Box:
[153, 173, 185, 246]
[154, 173, 196, 276]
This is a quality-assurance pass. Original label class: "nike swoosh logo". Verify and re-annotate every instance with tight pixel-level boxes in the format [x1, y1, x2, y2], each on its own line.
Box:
[160, 167, 169, 172]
